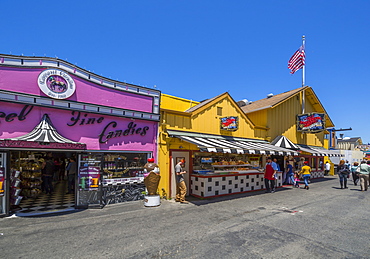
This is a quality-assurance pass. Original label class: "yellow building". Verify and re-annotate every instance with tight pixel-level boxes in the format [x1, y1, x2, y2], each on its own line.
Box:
[158, 92, 296, 199]
[240, 86, 342, 175]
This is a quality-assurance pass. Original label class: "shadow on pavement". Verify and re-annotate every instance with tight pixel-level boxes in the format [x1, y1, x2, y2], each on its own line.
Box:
[186, 176, 338, 206]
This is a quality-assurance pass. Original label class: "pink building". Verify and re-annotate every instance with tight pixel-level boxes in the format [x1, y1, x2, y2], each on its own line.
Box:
[0, 54, 160, 216]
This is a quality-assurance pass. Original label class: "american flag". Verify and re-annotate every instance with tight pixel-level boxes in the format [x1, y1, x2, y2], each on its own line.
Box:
[288, 45, 305, 74]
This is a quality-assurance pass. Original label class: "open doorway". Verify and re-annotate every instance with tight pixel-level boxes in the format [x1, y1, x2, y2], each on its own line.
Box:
[170, 151, 190, 199]
[9, 150, 77, 216]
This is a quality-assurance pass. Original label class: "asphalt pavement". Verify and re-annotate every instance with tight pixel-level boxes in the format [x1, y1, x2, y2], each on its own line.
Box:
[1, 175, 369, 259]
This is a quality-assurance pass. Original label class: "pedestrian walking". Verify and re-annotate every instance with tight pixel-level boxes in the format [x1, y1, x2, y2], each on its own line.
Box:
[358, 160, 370, 192]
[337, 160, 350, 189]
[285, 160, 298, 188]
[299, 161, 311, 190]
[264, 157, 278, 193]
[66, 157, 77, 194]
[350, 162, 360, 186]
[324, 161, 331, 176]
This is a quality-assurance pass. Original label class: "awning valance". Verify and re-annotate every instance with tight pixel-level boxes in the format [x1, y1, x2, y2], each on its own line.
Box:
[168, 131, 297, 156]
[297, 145, 343, 157]
[2, 114, 86, 150]
[271, 135, 342, 157]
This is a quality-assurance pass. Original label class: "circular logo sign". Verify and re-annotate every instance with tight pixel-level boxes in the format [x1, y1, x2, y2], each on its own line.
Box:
[38, 69, 76, 99]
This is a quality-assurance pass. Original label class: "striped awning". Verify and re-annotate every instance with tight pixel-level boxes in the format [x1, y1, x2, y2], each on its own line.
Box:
[270, 135, 299, 149]
[310, 147, 343, 157]
[271, 135, 342, 157]
[171, 133, 298, 156]
[297, 145, 343, 157]
[6, 114, 86, 149]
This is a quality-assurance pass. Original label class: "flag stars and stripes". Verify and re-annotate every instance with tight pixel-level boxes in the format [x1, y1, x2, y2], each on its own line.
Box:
[288, 45, 305, 74]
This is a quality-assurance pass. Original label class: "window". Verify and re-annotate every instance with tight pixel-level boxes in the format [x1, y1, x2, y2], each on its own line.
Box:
[217, 107, 222, 116]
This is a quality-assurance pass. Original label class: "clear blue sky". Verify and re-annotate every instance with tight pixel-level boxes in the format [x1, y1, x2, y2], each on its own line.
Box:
[2, 1, 369, 143]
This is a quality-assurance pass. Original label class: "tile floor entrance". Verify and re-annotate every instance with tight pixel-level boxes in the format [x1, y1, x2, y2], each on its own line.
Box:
[14, 180, 75, 216]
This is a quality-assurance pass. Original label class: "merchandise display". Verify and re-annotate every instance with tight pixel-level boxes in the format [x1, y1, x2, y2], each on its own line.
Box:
[192, 153, 263, 176]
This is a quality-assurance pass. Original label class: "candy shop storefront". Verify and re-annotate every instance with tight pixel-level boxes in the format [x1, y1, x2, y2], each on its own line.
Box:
[158, 93, 296, 199]
[0, 54, 160, 217]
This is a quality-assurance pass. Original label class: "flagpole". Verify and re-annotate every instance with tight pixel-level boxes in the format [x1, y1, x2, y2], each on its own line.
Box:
[302, 35, 305, 88]
[302, 35, 306, 114]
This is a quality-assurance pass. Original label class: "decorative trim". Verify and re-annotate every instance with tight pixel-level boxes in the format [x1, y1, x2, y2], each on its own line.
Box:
[0, 90, 160, 121]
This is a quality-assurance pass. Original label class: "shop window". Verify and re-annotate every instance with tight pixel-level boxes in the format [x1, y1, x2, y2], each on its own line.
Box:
[102, 152, 148, 179]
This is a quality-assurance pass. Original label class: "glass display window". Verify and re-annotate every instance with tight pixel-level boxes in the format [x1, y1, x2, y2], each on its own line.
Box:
[101, 152, 149, 179]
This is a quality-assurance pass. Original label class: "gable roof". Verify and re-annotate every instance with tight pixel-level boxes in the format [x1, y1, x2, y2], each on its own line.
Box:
[240, 86, 334, 127]
[337, 137, 362, 143]
[240, 86, 309, 114]
[185, 93, 225, 113]
[184, 92, 255, 127]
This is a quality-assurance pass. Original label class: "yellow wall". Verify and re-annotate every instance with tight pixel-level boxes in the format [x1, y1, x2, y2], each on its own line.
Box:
[157, 93, 258, 198]
[248, 91, 325, 147]
[161, 94, 200, 111]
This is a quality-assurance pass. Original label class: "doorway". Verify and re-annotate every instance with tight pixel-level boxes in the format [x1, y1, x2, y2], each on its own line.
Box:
[170, 151, 190, 199]
[9, 150, 77, 216]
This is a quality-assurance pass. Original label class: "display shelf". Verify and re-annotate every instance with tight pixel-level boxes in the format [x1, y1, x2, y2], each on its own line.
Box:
[211, 164, 252, 168]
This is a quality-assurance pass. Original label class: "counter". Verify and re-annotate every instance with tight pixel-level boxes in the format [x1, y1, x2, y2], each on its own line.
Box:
[191, 170, 283, 198]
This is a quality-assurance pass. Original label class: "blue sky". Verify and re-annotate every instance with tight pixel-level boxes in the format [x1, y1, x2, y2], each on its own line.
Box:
[2, 1, 370, 143]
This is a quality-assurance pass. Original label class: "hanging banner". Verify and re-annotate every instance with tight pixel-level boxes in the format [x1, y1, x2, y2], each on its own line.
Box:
[297, 113, 326, 133]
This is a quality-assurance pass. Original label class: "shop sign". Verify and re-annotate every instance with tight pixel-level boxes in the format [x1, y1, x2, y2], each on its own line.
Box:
[0, 105, 33, 124]
[220, 116, 238, 131]
[297, 113, 326, 133]
[67, 111, 150, 143]
[38, 69, 76, 99]
[79, 166, 100, 191]
[0, 167, 4, 196]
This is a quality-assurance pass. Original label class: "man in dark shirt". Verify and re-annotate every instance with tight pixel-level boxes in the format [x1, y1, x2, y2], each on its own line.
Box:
[43, 157, 55, 194]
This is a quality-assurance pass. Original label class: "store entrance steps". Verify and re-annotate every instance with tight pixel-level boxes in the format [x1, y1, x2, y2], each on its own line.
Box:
[14, 180, 75, 217]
